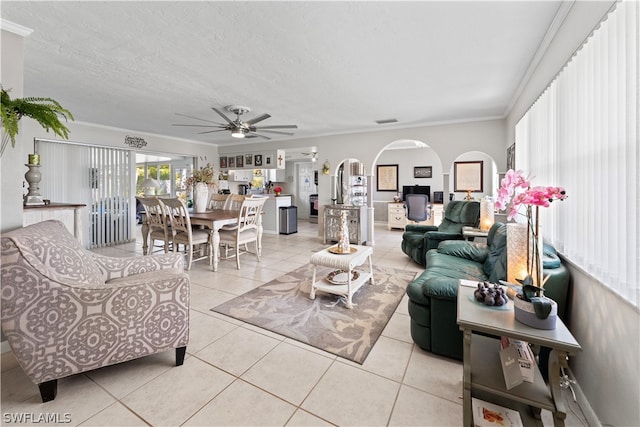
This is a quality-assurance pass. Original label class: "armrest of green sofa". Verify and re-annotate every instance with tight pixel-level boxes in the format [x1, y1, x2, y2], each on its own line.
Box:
[437, 241, 489, 263]
[405, 224, 438, 233]
[424, 231, 465, 252]
[423, 276, 459, 300]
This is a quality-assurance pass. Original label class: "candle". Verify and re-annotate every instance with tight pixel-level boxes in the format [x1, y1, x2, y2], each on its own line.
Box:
[28, 154, 40, 165]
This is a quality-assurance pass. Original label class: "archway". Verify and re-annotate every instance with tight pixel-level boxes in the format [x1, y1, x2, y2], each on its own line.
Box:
[447, 150, 499, 202]
[368, 139, 445, 245]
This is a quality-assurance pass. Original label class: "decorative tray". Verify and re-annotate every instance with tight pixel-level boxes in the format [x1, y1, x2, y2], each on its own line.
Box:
[466, 295, 511, 311]
[328, 246, 357, 255]
[326, 269, 360, 285]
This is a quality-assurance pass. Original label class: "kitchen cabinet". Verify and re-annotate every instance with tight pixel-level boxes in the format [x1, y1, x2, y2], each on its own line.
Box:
[261, 195, 292, 234]
[228, 170, 253, 182]
[265, 168, 286, 182]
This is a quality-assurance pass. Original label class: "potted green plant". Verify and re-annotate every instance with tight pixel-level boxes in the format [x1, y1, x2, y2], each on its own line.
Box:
[1, 85, 74, 156]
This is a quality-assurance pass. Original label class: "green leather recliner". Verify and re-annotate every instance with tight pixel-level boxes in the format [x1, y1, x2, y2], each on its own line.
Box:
[406, 222, 571, 360]
[401, 201, 480, 266]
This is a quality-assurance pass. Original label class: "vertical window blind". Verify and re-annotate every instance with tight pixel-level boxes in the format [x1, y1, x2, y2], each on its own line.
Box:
[515, 0, 639, 306]
[36, 140, 134, 248]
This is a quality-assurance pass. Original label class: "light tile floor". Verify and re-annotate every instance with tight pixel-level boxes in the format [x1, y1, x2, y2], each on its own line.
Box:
[1, 221, 588, 426]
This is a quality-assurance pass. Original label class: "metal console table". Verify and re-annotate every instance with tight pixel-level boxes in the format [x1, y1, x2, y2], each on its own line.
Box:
[456, 280, 581, 427]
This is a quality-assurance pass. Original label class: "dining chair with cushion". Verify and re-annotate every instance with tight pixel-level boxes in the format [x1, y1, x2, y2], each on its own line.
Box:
[1, 220, 189, 402]
[138, 197, 172, 254]
[218, 197, 266, 269]
[160, 198, 213, 270]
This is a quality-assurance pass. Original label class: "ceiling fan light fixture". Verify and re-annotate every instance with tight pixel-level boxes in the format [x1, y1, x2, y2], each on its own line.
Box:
[231, 129, 246, 138]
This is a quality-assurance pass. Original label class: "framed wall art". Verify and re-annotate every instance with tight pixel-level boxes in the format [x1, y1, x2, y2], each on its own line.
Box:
[454, 161, 483, 192]
[265, 155, 272, 165]
[245, 154, 253, 166]
[228, 156, 235, 168]
[376, 164, 399, 192]
[236, 155, 243, 168]
[507, 143, 516, 170]
[414, 166, 432, 178]
[255, 154, 263, 166]
[219, 156, 227, 169]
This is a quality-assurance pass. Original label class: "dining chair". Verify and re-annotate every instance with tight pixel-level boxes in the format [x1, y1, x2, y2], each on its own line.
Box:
[160, 198, 213, 270]
[138, 197, 172, 254]
[208, 194, 230, 210]
[218, 197, 266, 269]
[226, 194, 246, 210]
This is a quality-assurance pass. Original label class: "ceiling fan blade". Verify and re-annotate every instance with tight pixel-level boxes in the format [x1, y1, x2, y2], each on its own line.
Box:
[245, 113, 271, 126]
[257, 129, 295, 136]
[248, 133, 271, 140]
[172, 124, 223, 128]
[174, 112, 222, 125]
[256, 124, 298, 130]
[197, 129, 229, 135]
[211, 107, 234, 125]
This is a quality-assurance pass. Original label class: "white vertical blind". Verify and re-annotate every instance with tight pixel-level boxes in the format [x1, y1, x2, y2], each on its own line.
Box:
[516, 0, 639, 306]
[37, 140, 134, 248]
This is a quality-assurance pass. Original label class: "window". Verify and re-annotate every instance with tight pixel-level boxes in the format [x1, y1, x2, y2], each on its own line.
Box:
[516, 1, 639, 306]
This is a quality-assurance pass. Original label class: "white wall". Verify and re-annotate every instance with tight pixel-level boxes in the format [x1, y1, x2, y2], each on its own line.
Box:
[221, 118, 506, 211]
[505, 1, 639, 425]
[1, 29, 27, 234]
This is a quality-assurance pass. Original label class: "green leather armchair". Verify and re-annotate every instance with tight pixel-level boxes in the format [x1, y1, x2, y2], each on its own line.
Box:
[401, 201, 480, 265]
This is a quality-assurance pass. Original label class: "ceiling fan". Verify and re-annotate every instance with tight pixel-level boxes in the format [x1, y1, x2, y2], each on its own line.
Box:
[173, 105, 297, 140]
[301, 150, 318, 162]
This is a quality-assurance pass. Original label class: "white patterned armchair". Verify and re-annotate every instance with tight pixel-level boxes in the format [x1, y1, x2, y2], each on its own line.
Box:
[1, 220, 190, 402]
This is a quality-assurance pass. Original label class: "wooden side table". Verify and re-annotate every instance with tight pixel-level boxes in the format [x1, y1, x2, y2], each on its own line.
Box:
[309, 245, 374, 308]
[456, 280, 581, 426]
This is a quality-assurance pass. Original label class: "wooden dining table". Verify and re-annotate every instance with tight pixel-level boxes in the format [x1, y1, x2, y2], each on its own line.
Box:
[141, 208, 262, 271]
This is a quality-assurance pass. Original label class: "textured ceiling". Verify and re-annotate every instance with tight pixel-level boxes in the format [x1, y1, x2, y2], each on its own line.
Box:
[2, 1, 562, 147]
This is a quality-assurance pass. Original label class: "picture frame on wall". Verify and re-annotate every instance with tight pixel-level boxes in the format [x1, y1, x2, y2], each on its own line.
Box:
[245, 154, 253, 166]
[219, 156, 227, 169]
[414, 166, 432, 178]
[255, 154, 263, 166]
[228, 156, 235, 168]
[236, 155, 243, 168]
[376, 164, 399, 192]
[507, 143, 516, 170]
[454, 161, 483, 192]
[265, 155, 271, 165]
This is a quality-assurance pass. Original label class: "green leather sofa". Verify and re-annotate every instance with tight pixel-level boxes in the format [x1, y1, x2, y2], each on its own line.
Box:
[401, 201, 480, 266]
[406, 222, 571, 360]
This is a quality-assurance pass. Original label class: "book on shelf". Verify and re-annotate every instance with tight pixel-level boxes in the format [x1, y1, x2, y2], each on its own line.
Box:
[500, 337, 535, 383]
[472, 398, 524, 427]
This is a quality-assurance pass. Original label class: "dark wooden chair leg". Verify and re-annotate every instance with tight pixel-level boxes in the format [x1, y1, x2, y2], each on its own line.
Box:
[176, 346, 186, 366]
[38, 379, 57, 402]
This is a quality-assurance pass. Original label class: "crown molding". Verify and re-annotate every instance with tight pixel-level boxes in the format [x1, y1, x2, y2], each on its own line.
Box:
[0, 19, 34, 37]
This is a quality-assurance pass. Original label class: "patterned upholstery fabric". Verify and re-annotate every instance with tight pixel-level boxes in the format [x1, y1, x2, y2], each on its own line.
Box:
[1, 220, 190, 386]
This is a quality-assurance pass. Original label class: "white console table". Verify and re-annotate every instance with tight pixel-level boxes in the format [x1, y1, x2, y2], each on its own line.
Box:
[24, 203, 86, 246]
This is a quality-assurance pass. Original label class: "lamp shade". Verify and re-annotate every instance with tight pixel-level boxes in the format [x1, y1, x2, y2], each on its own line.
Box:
[479, 198, 495, 231]
[141, 178, 159, 196]
[507, 223, 529, 284]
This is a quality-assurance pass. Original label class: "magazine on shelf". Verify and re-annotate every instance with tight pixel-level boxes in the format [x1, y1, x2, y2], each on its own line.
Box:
[472, 398, 524, 427]
[500, 337, 535, 383]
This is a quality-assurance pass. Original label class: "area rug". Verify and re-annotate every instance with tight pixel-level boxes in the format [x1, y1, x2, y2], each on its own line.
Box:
[211, 263, 416, 364]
